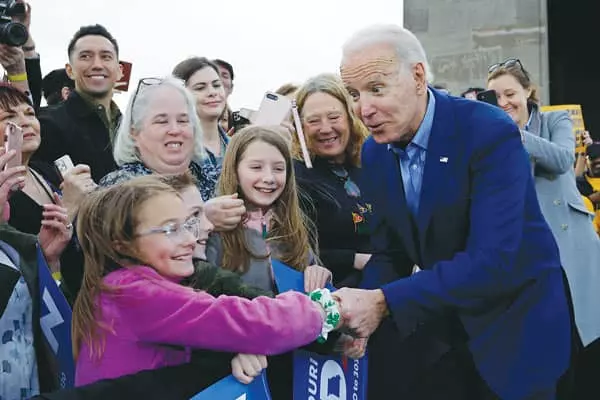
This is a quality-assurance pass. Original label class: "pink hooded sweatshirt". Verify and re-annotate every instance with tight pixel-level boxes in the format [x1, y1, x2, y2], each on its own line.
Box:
[75, 266, 322, 386]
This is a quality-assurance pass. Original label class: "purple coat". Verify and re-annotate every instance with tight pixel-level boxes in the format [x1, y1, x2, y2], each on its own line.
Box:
[75, 266, 322, 386]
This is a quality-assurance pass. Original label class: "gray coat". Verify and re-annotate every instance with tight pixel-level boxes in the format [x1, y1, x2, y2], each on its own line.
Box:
[523, 106, 600, 346]
[206, 228, 316, 293]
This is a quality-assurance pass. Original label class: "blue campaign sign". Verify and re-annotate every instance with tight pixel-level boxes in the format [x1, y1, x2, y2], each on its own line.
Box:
[293, 349, 368, 400]
[271, 260, 368, 400]
[191, 371, 271, 400]
[36, 245, 75, 388]
[271, 259, 334, 293]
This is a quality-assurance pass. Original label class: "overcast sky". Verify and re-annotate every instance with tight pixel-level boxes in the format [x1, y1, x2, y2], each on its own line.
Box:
[28, 0, 403, 110]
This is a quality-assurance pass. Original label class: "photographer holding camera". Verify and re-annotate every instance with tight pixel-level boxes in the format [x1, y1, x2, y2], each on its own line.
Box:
[0, 0, 43, 109]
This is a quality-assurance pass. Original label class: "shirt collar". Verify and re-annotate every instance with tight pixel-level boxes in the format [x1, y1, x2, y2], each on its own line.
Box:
[388, 88, 436, 152]
[524, 108, 534, 131]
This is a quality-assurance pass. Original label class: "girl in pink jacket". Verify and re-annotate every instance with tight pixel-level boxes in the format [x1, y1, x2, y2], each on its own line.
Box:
[72, 177, 339, 386]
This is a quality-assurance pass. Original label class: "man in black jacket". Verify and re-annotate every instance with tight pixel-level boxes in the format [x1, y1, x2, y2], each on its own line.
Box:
[34, 24, 121, 182]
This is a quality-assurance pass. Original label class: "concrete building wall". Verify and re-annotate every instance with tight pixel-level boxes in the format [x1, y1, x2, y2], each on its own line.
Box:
[404, 0, 549, 103]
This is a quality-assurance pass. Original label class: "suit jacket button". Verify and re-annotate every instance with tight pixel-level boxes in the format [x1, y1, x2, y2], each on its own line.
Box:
[561, 224, 568, 230]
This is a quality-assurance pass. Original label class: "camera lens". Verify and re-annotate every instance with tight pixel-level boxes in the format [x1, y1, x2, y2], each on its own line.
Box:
[0, 22, 28, 47]
[266, 93, 279, 101]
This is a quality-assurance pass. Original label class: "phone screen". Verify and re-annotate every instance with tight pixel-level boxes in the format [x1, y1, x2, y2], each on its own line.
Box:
[4, 123, 23, 170]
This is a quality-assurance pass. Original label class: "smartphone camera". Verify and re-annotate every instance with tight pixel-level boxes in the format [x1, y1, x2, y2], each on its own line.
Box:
[232, 111, 251, 132]
[476, 89, 499, 107]
[266, 93, 279, 101]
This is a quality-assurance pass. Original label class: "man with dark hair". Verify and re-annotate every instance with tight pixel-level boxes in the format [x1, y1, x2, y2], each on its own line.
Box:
[34, 24, 121, 182]
[41, 68, 75, 106]
[213, 58, 234, 97]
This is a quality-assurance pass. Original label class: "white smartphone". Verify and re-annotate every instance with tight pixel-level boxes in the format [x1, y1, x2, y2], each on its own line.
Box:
[54, 155, 75, 178]
[253, 92, 292, 126]
[4, 122, 23, 171]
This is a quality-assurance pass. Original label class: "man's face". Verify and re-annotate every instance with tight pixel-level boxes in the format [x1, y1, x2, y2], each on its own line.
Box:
[66, 35, 120, 99]
[464, 91, 478, 100]
[217, 65, 233, 97]
[341, 42, 427, 144]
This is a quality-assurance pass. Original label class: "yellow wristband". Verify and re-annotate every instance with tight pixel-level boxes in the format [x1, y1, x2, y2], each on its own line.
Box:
[7, 72, 27, 82]
[52, 271, 62, 281]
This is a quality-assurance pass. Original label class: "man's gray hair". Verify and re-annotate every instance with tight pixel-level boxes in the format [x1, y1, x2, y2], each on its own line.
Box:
[342, 24, 434, 83]
[113, 76, 206, 166]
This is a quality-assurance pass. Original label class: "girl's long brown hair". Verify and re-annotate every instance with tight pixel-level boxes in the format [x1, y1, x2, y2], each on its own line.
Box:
[72, 176, 178, 360]
[217, 126, 318, 273]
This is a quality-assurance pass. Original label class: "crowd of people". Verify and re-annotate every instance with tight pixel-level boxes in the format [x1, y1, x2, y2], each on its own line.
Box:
[1, 2, 600, 400]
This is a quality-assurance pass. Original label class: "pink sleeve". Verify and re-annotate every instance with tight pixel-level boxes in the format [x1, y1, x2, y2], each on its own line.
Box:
[112, 274, 323, 355]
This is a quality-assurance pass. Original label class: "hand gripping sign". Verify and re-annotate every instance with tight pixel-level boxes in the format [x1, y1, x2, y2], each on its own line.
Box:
[191, 371, 271, 400]
[271, 260, 368, 400]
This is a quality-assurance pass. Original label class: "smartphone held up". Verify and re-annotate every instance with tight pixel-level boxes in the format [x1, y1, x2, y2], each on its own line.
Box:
[477, 89, 498, 107]
[476, 89, 499, 107]
[4, 121, 22, 171]
[254, 92, 292, 126]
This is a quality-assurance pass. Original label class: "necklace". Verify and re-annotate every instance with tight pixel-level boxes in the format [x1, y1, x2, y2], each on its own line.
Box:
[330, 164, 361, 198]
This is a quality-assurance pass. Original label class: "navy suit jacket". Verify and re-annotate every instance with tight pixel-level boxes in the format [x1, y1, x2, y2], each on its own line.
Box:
[361, 89, 572, 399]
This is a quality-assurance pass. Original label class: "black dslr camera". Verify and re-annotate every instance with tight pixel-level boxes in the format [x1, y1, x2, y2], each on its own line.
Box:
[0, 0, 27, 46]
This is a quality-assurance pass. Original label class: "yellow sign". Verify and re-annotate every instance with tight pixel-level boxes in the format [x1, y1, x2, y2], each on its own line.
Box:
[541, 104, 586, 153]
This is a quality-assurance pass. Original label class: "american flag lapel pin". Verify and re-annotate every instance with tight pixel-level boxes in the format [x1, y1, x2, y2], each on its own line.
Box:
[439, 156, 449, 163]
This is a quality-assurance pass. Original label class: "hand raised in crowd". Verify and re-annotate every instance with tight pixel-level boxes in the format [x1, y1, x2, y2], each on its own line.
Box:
[204, 193, 246, 231]
[39, 193, 72, 267]
[0, 149, 26, 222]
[335, 334, 368, 359]
[60, 164, 97, 220]
[231, 353, 268, 384]
[11, 1, 32, 30]
[333, 288, 388, 338]
[582, 130, 593, 146]
[304, 264, 333, 293]
[0, 44, 25, 76]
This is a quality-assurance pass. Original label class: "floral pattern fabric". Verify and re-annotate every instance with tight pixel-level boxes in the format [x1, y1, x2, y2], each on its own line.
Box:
[0, 270, 38, 400]
[99, 161, 216, 201]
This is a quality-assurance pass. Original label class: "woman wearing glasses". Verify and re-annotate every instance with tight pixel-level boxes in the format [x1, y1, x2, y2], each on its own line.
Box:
[100, 77, 207, 188]
[488, 59, 600, 396]
[98, 77, 245, 276]
[72, 176, 342, 387]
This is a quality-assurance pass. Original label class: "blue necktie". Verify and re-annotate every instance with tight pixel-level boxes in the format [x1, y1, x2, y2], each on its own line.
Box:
[405, 153, 419, 216]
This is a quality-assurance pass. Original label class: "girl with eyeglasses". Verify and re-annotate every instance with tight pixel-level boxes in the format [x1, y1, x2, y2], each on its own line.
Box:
[488, 59, 600, 397]
[72, 176, 342, 387]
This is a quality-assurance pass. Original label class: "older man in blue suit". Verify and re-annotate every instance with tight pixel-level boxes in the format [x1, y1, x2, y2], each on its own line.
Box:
[333, 25, 574, 399]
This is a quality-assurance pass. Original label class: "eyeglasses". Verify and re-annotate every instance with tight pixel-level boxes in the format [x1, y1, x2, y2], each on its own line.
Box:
[488, 58, 526, 74]
[136, 217, 200, 241]
[330, 165, 361, 199]
[129, 77, 164, 124]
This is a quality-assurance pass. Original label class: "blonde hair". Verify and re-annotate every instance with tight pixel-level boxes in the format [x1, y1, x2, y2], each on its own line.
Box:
[72, 176, 179, 360]
[217, 126, 318, 273]
[293, 73, 369, 167]
[487, 63, 540, 105]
